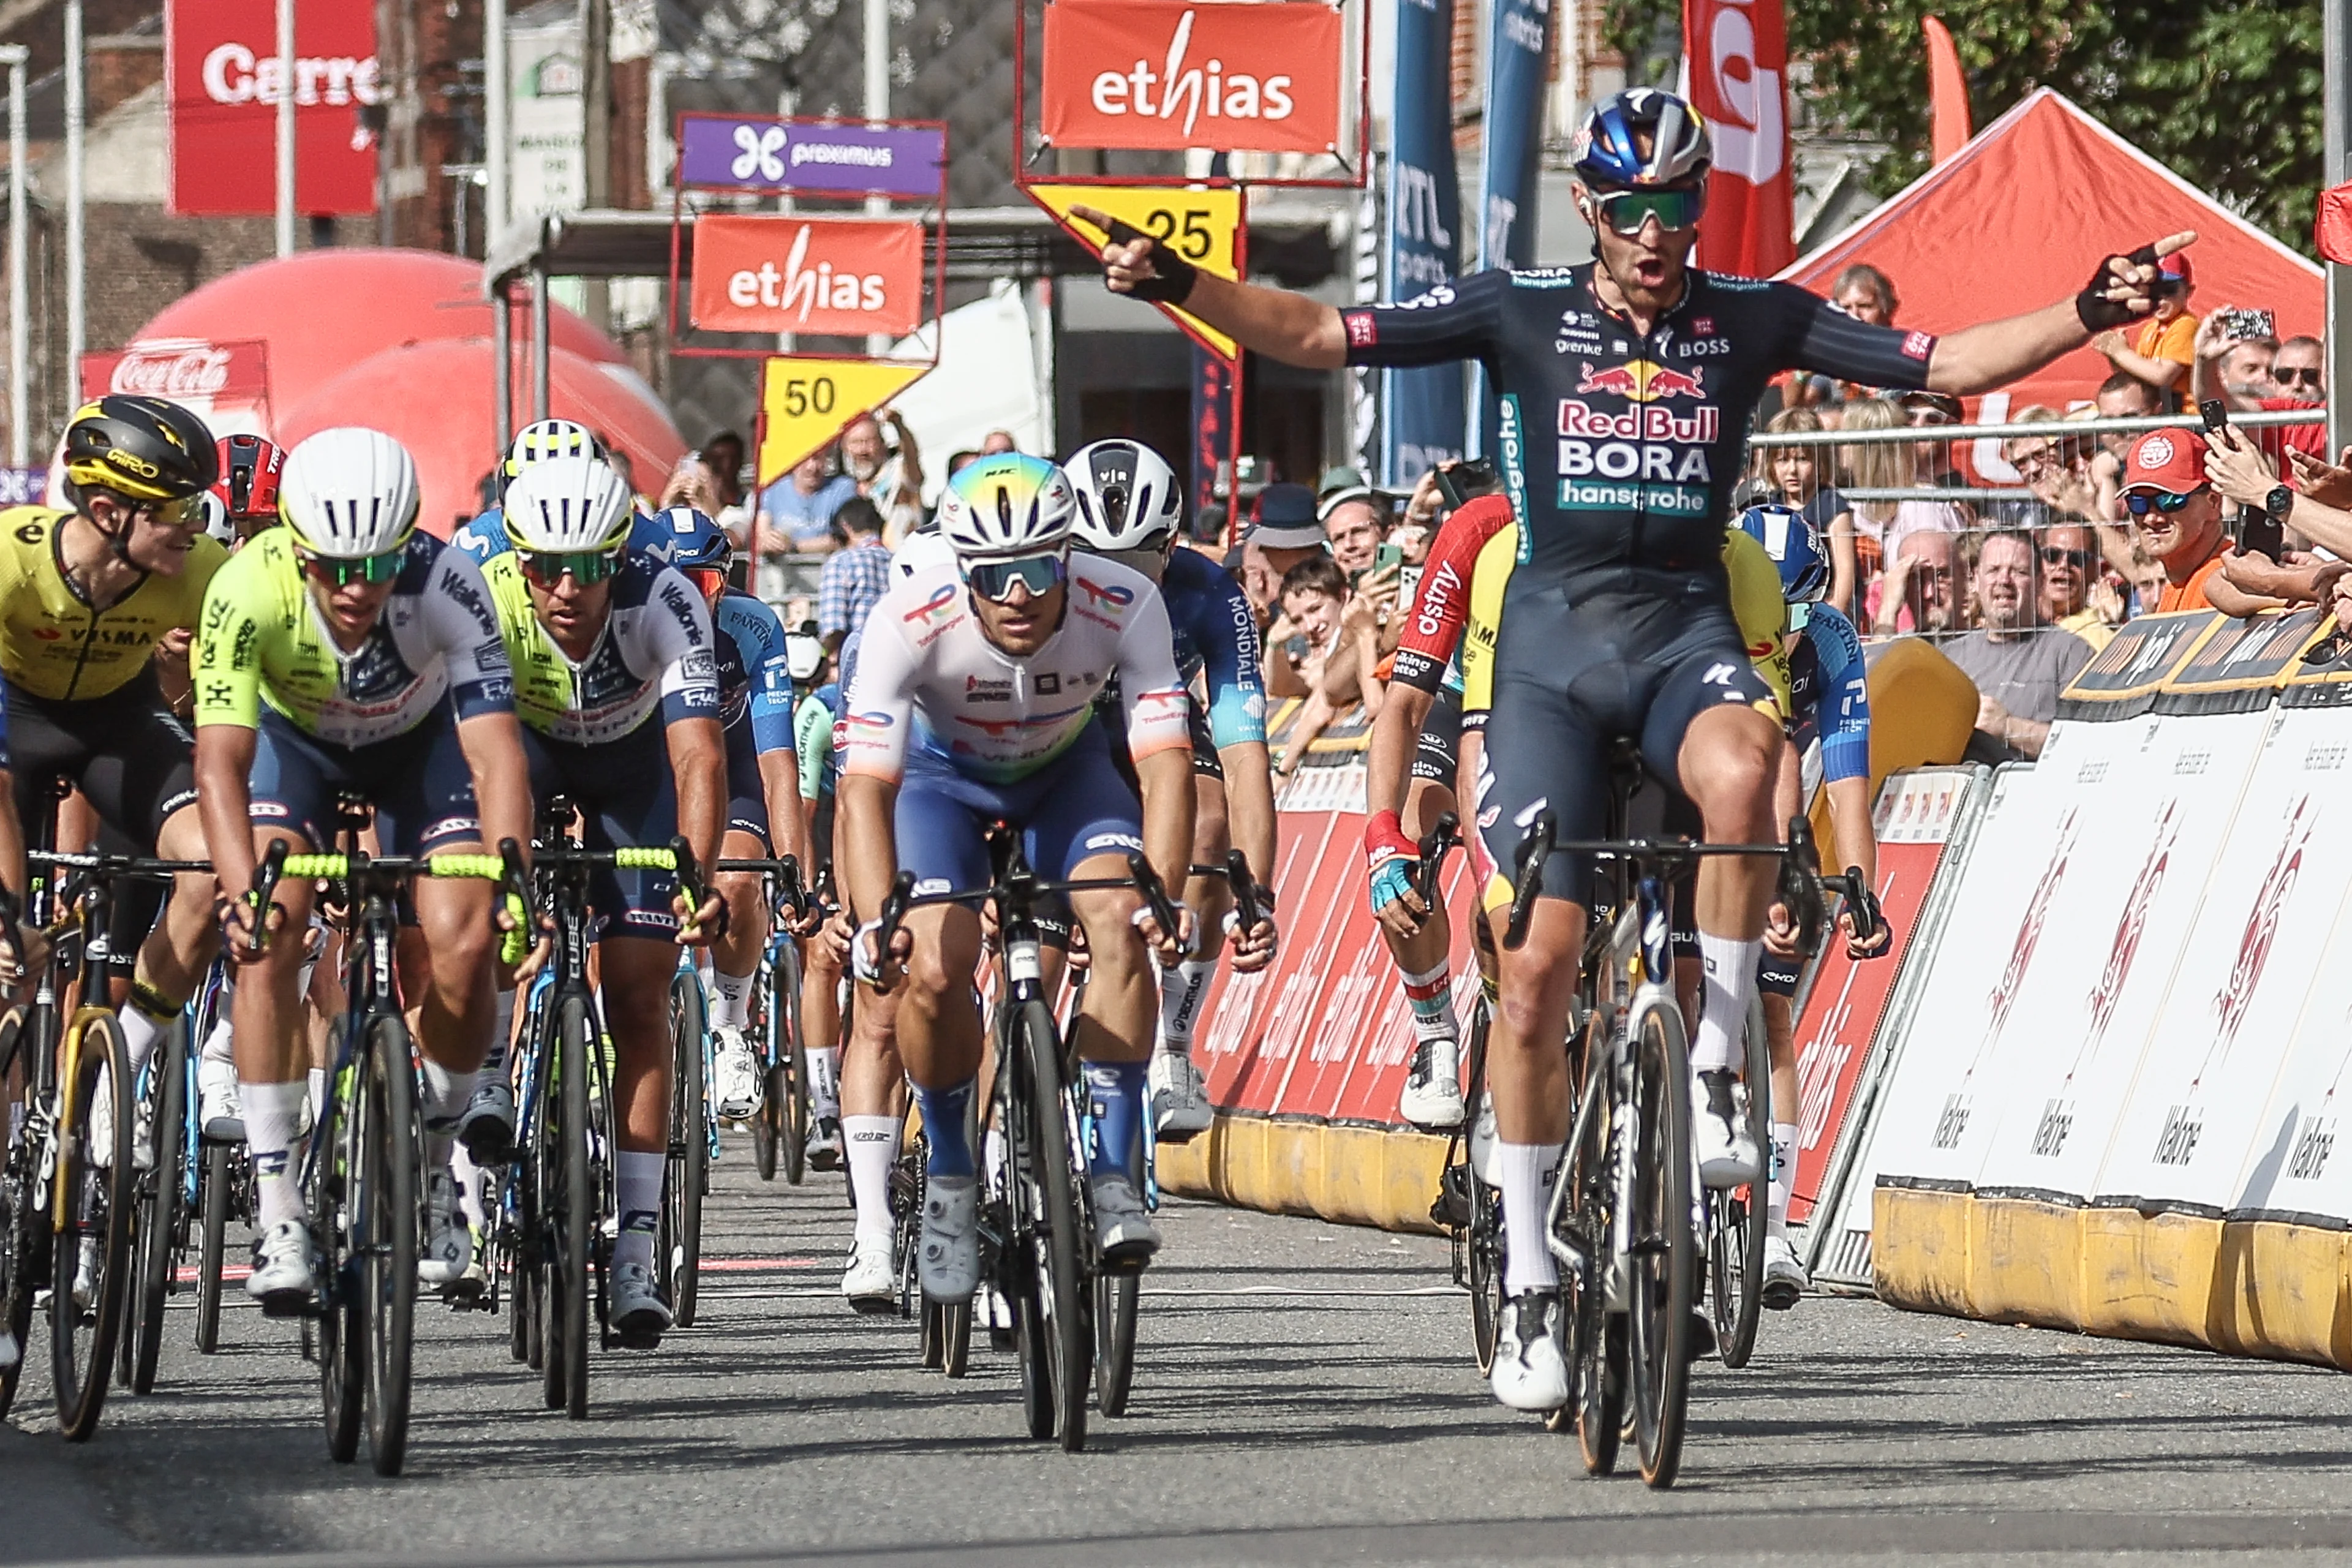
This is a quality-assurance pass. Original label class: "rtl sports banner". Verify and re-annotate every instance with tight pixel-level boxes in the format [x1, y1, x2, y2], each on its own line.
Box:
[166, 0, 380, 216]
[1474, 0, 1551, 272]
[1041, 1, 1343, 156]
[1681, 0, 1793, 277]
[689, 216, 927, 338]
[1382, 0, 1465, 483]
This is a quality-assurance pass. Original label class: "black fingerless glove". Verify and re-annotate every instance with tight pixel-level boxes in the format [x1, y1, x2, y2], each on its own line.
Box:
[2076, 243, 2162, 333]
[1102, 217, 1199, 306]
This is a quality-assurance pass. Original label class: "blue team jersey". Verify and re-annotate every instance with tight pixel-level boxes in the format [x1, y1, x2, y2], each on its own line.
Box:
[1787, 603, 1871, 784]
[712, 589, 796, 755]
[1158, 548, 1267, 749]
[454, 507, 677, 565]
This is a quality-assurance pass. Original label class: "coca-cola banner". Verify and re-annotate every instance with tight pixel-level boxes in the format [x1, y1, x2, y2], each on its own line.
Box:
[167, 0, 380, 217]
[689, 216, 927, 337]
[1041, 1, 1343, 157]
[1682, 0, 1793, 277]
[80, 338, 274, 439]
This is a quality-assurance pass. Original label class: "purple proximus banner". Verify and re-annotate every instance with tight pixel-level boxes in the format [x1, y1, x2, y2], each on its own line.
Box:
[677, 116, 946, 200]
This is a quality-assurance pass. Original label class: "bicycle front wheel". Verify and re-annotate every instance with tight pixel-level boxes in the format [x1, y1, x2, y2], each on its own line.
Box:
[1094, 1268, 1139, 1417]
[52, 1013, 134, 1442]
[1629, 1002, 1696, 1489]
[360, 1014, 421, 1477]
[1709, 995, 1771, 1370]
[0, 1006, 40, 1422]
[778, 951, 810, 1186]
[663, 970, 709, 1329]
[126, 1018, 190, 1393]
[547, 994, 595, 1420]
[1018, 1001, 1088, 1453]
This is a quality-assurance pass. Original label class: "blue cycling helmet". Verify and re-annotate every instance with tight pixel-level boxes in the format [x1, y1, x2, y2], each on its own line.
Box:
[1571, 88, 1711, 189]
[1738, 503, 1830, 605]
[650, 505, 731, 573]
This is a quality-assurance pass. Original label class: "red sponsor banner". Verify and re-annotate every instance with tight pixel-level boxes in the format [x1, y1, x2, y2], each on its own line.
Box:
[689, 216, 927, 338]
[78, 337, 274, 438]
[1041, 1, 1343, 157]
[1682, 0, 1793, 278]
[166, 0, 380, 217]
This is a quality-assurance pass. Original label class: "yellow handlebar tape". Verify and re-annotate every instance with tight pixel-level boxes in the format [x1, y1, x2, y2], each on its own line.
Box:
[614, 847, 680, 870]
[277, 853, 511, 881]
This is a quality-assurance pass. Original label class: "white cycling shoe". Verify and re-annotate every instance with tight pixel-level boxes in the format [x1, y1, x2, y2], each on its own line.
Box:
[1490, 1290, 1569, 1412]
[918, 1174, 981, 1303]
[86, 1080, 153, 1172]
[1762, 1231, 1810, 1310]
[1468, 1085, 1501, 1186]
[1091, 1172, 1160, 1264]
[1148, 1050, 1212, 1141]
[418, 1169, 472, 1285]
[1398, 1035, 1466, 1129]
[842, 1236, 897, 1314]
[455, 1080, 517, 1164]
[1693, 1070, 1762, 1189]
[608, 1260, 674, 1344]
[197, 1057, 244, 1141]
[246, 1219, 317, 1314]
[712, 1028, 763, 1120]
[807, 1115, 845, 1172]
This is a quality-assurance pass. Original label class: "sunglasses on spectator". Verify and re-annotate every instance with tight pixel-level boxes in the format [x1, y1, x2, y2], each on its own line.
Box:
[963, 549, 1068, 603]
[2276, 366, 2324, 388]
[2125, 486, 2209, 517]
[2040, 546, 2092, 569]
[298, 545, 406, 587]
[1586, 185, 1705, 236]
[517, 546, 625, 587]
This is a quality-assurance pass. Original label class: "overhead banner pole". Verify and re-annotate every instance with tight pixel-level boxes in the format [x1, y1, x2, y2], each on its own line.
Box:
[274, 0, 295, 255]
[2328, 0, 2350, 456]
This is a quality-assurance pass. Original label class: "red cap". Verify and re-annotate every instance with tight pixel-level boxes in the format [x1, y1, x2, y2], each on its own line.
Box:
[2158, 251, 2193, 287]
[2122, 428, 2209, 495]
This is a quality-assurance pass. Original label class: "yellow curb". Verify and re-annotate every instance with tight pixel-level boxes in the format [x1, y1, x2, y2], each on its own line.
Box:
[1159, 1110, 1450, 1235]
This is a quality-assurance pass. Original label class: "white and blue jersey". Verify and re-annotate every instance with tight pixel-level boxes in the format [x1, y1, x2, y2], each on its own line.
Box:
[1787, 602, 1871, 785]
[1160, 547, 1267, 750]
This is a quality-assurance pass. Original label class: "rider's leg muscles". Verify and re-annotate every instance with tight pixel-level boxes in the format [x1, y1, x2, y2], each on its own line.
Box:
[1158, 774, 1227, 1058]
[897, 903, 984, 1178]
[1676, 704, 1782, 1076]
[1070, 869, 1153, 1183]
[709, 843, 769, 1030]
[600, 933, 683, 1281]
[1484, 897, 1583, 1294]
[804, 934, 844, 1121]
[840, 980, 903, 1260]
[1763, 987, 1800, 1229]
[116, 805, 217, 1086]
[233, 826, 321, 1233]
[402, 870, 497, 1178]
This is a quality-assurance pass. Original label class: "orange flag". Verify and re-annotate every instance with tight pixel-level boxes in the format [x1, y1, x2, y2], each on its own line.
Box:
[1924, 17, 1971, 163]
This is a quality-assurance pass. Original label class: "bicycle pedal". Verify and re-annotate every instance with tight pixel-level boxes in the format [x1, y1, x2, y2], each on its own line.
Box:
[1432, 1164, 1474, 1229]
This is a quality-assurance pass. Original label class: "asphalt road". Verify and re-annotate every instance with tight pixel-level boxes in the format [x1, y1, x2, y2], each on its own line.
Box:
[9, 1140, 2352, 1567]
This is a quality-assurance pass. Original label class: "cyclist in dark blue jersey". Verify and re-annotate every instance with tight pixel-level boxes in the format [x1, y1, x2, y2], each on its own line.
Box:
[1082, 84, 2191, 1413]
[1065, 440, 1278, 1140]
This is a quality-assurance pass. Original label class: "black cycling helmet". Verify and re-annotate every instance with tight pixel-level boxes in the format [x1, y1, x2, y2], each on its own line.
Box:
[62, 394, 219, 505]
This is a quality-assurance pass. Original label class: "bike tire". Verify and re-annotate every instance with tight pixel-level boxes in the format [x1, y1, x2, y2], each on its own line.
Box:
[1019, 1001, 1088, 1453]
[52, 1013, 134, 1442]
[918, 1297, 945, 1371]
[1460, 1003, 1502, 1376]
[1094, 1268, 1139, 1417]
[1564, 1017, 1621, 1472]
[360, 1015, 420, 1477]
[1711, 996, 1772, 1370]
[663, 970, 708, 1329]
[1000, 1017, 1055, 1441]
[195, 1136, 230, 1355]
[940, 1296, 971, 1379]
[316, 1061, 363, 1466]
[0, 1006, 39, 1422]
[750, 1068, 780, 1183]
[780, 982, 810, 1189]
[553, 995, 595, 1420]
[127, 1019, 190, 1393]
[1629, 1004, 1696, 1489]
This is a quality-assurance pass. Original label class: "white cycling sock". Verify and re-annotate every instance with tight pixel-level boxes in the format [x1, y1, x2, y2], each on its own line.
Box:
[201, 996, 234, 1066]
[306, 1068, 326, 1129]
[845, 1115, 899, 1248]
[450, 1141, 488, 1232]
[613, 1150, 664, 1275]
[808, 1045, 842, 1119]
[243, 1080, 309, 1231]
[1769, 1120, 1799, 1233]
[1690, 932, 1761, 1075]
[418, 1061, 477, 1171]
[1402, 959, 1457, 1044]
[116, 997, 171, 1080]
[1499, 1140, 1565, 1295]
[1158, 957, 1216, 1055]
[710, 968, 755, 1031]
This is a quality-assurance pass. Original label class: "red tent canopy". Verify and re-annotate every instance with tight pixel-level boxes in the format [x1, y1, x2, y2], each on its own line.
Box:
[1781, 89, 2322, 411]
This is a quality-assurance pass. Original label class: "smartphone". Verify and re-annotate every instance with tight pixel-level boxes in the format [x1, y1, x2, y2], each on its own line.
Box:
[1433, 457, 1501, 510]
[2239, 508, 2285, 560]
[2199, 398, 2231, 434]
[2220, 308, 2277, 342]
[1372, 542, 1403, 575]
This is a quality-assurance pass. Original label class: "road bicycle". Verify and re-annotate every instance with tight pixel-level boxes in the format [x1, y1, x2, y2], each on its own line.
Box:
[734, 857, 815, 1186]
[867, 834, 1187, 1453]
[183, 960, 254, 1357]
[243, 829, 514, 1477]
[1502, 778, 1876, 1490]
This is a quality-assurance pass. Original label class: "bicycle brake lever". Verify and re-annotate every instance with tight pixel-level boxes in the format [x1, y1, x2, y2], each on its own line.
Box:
[1504, 810, 1556, 952]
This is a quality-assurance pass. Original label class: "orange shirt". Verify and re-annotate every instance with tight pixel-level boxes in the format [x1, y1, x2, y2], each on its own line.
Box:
[2157, 552, 2227, 613]
[2132, 312, 2199, 368]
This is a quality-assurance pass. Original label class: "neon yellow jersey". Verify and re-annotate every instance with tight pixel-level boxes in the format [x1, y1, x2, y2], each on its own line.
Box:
[0, 506, 227, 701]
[1459, 524, 1790, 723]
[192, 527, 515, 746]
[481, 551, 721, 748]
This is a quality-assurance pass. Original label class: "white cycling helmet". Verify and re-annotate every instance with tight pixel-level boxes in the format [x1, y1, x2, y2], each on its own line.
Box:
[279, 427, 421, 557]
[1064, 439, 1184, 554]
[892, 527, 956, 578]
[936, 453, 1076, 559]
[501, 418, 605, 489]
[502, 454, 636, 553]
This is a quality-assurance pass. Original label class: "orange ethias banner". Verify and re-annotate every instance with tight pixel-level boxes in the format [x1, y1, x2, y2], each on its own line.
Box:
[689, 215, 926, 337]
[1041, 1, 1343, 156]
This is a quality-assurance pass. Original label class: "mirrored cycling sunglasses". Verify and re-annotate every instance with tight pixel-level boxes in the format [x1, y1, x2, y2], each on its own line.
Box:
[147, 492, 209, 528]
[963, 549, 1068, 603]
[2124, 486, 2207, 518]
[297, 546, 406, 587]
[680, 565, 729, 602]
[517, 546, 625, 587]
[1589, 184, 1705, 236]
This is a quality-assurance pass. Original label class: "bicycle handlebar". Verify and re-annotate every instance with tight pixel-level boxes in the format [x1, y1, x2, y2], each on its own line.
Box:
[1415, 811, 1461, 910]
[1504, 810, 1555, 952]
[1126, 852, 1183, 948]
[1225, 848, 1264, 936]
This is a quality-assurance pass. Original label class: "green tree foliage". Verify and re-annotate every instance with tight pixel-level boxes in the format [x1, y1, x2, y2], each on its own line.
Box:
[1601, 0, 2324, 252]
